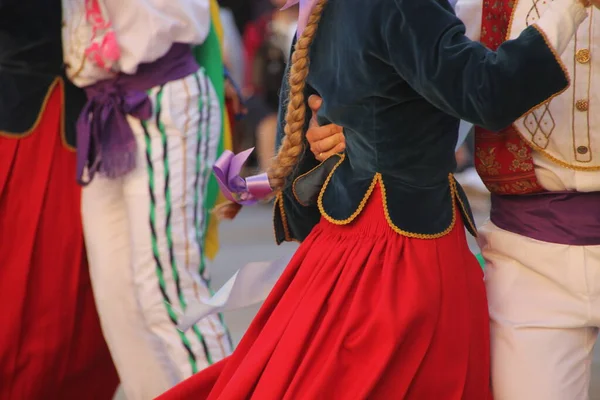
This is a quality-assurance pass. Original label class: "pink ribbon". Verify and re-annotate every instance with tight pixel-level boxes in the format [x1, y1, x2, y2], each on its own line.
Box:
[282, 0, 319, 37]
[213, 148, 273, 205]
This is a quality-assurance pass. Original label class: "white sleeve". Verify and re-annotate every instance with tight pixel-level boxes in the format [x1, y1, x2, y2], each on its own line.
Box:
[101, 0, 211, 74]
[533, 0, 587, 55]
[454, 0, 483, 41]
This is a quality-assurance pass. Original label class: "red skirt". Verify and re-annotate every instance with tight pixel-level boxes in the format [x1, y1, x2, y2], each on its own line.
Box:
[157, 184, 492, 399]
[0, 81, 119, 399]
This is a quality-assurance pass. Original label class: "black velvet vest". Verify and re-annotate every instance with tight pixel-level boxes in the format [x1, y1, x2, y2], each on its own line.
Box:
[273, 0, 569, 243]
[0, 0, 85, 148]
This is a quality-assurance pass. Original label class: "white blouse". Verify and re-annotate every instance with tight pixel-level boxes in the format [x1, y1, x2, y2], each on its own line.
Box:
[62, 0, 210, 87]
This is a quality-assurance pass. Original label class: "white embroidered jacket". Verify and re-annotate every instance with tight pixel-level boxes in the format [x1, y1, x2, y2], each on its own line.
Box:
[457, 0, 600, 191]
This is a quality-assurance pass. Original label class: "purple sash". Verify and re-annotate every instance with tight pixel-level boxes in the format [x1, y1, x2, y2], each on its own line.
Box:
[491, 191, 600, 246]
[76, 43, 199, 185]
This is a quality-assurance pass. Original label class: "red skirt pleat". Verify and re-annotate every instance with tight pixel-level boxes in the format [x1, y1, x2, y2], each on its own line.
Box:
[157, 183, 492, 400]
[0, 82, 119, 399]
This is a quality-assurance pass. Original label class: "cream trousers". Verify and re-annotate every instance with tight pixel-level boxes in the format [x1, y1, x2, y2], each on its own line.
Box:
[479, 221, 600, 400]
[82, 69, 232, 400]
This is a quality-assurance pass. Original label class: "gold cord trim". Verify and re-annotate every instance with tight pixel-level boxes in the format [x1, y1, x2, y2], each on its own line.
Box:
[526, 140, 600, 170]
[0, 78, 75, 152]
[506, 0, 572, 125]
[506, 0, 519, 43]
[515, 24, 571, 122]
[517, 25, 600, 171]
[0, 78, 59, 138]
[379, 175, 458, 239]
[316, 154, 464, 239]
[59, 79, 75, 152]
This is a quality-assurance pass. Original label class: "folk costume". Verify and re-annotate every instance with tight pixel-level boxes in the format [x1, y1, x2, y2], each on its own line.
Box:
[0, 0, 118, 398]
[455, 0, 600, 398]
[157, 0, 588, 398]
[62, 0, 233, 398]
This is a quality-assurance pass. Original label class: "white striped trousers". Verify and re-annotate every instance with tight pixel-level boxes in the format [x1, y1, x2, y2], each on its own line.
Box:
[81, 68, 231, 400]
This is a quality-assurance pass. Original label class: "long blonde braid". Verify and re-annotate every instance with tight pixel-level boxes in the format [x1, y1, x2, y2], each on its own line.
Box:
[213, 0, 328, 221]
[267, 0, 329, 191]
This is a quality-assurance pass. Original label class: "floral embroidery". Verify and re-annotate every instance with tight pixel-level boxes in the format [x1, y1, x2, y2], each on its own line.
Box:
[84, 0, 120, 71]
[507, 142, 534, 172]
[511, 180, 540, 192]
[485, 179, 540, 195]
[475, 147, 502, 176]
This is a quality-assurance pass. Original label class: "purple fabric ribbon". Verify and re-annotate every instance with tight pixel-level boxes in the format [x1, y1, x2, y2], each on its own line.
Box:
[76, 87, 151, 184]
[213, 148, 273, 204]
[282, 0, 318, 37]
[491, 191, 600, 246]
[76, 43, 198, 185]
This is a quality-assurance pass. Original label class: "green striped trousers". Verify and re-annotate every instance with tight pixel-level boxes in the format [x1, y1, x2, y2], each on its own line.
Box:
[81, 68, 231, 400]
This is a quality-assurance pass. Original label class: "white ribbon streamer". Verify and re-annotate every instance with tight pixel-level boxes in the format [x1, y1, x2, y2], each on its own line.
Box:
[178, 255, 293, 331]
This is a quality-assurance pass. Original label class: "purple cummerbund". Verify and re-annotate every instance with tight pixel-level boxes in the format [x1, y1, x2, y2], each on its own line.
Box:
[76, 43, 198, 185]
[490, 191, 600, 246]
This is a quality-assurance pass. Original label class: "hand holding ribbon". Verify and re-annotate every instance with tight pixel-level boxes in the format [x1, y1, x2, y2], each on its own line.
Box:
[213, 148, 273, 206]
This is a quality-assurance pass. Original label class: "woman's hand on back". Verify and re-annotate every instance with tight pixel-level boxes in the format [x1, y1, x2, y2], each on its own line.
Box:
[305, 95, 346, 162]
